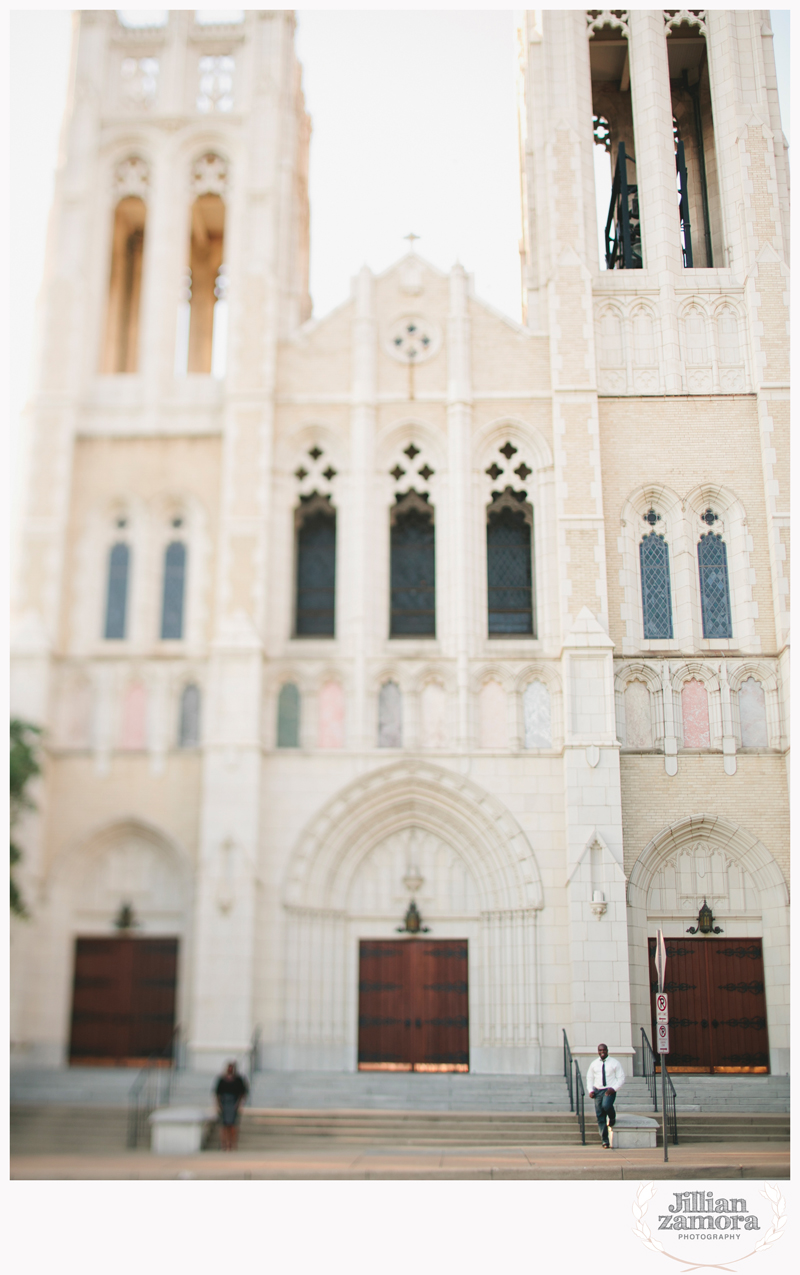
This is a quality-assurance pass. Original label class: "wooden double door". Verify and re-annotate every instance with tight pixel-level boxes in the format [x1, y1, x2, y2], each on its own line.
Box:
[69, 937, 178, 1066]
[648, 937, 769, 1073]
[358, 939, 469, 1072]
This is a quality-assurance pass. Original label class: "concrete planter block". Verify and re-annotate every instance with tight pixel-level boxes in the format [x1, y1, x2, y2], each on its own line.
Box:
[149, 1106, 215, 1155]
[609, 1114, 658, 1149]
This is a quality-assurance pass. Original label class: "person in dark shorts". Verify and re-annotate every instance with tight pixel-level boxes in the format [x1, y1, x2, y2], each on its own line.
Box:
[215, 1061, 249, 1150]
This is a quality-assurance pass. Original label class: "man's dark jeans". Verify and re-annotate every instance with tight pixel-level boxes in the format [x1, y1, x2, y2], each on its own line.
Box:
[593, 1088, 616, 1141]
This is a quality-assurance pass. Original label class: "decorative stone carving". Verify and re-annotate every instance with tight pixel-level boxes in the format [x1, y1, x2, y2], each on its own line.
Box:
[114, 156, 149, 201]
[586, 11, 630, 39]
[191, 153, 228, 197]
[385, 315, 441, 364]
[663, 10, 707, 36]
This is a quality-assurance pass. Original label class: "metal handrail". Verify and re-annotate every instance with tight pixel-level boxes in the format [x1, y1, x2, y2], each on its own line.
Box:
[574, 1058, 586, 1145]
[126, 1024, 181, 1149]
[642, 1028, 678, 1145]
[562, 1029, 574, 1112]
[249, 1025, 261, 1081]
[640, 1026, 659, 1110]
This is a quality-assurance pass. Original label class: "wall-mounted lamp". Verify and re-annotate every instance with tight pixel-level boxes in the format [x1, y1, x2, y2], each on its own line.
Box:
[686, 899, 723, 935]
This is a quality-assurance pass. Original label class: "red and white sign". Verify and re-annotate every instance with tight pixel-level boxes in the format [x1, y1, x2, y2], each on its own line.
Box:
[657, 1022, 670, 1054]
[655, 992, 669, 1022]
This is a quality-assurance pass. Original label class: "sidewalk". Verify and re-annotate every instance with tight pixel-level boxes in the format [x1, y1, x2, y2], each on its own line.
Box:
[11, 1141, 789, 1180]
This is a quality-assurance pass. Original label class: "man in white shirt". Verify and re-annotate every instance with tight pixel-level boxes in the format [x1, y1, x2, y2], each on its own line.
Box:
[586, 1043, 625, 1148]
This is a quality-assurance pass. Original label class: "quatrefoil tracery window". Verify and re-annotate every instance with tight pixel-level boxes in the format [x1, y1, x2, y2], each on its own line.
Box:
[386, 315, 440, 364]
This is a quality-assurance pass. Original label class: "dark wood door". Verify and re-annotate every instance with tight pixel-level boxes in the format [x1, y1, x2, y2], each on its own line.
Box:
[358, 939, 469, 1072]
[69, 937, 178, 1065]
[648, 937, 769, 1073]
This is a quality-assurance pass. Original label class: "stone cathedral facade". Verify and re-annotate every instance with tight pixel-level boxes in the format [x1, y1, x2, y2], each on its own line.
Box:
[11, 10, 789, 1079]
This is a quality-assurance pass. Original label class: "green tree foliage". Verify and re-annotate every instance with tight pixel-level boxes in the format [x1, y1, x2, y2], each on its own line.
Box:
[10, 718, 42, 917]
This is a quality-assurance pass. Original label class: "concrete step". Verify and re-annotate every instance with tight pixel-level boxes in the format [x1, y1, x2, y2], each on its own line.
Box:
[11, 1106, 129, 1155]
[10, 1067, 790, 1114]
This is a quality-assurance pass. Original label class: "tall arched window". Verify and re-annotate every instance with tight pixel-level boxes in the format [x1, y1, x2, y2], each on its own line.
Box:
[639, 531, 673, 639]
[697, 533, 732, 639]
[104, 542, 130, 639]
[186, 190, 226, 374]
[277, 683, 300, 748]
[101, 188, 146, 374]
[486, 489, 534, 636]
[178, 684, 201, 748]
[161, 542, 187, 640]
[295, 495, 336, 636]
[390, 491, 435, 637]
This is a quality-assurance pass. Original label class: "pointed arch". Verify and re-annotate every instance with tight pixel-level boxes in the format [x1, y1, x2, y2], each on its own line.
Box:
[282, 760, 544, 914]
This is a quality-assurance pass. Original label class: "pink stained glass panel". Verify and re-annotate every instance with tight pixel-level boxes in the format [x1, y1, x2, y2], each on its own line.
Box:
[681, 679, 710, 748]
[318, 681, 345, 749]
[120, 682, 147, 750]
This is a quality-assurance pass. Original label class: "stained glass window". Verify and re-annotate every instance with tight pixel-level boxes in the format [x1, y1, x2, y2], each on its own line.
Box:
[523, 682, 551, 748]
[738, 677, 768, 748]
[390, 497, 435, 636]
[487, 499, 534, 636]
[296, 502, 336, 636]
[160, 541, 186, 639]
[104, 542, 130, 639]
[639, 533, 673, 639]
[698, 533, 732, 639]
[178, 684, 201, 747]
[277, 683, 300, 748]
[378, 682, 402, 747]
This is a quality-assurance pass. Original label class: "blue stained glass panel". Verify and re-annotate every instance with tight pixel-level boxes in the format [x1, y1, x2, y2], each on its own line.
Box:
[487, 506, 534, 635]
[296, 510, 336, 636]
[104, 542, 130, 639]
[277, 683, 300, 747]
[639, 533, 673, 639]
[390, 508, 436, 636]
[698, 533, 732, 639]
[161, 541, 186, 639]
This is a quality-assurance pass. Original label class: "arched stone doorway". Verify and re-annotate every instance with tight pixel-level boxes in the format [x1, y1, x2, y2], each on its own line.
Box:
[31, 820, 192, 1067]
[627, 817, 789, 1074]
[280, 761, 544, 1073]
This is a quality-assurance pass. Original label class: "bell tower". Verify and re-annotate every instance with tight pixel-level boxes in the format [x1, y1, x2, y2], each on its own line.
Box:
[11, 10, 311, 1067]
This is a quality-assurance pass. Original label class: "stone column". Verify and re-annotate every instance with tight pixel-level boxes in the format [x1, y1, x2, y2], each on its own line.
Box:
[562, 609, 632, 1066]
[447, 263, 473, 749]
[627, 10, 683, 391]
[348, 266, 376, 751]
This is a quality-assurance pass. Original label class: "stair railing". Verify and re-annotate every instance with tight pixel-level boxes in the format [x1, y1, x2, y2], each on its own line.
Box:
[641, 1026, 659, 1110]
[248, 1024, 261, 1081]
[573, 1059, 586, 1145]
[641, 1028, 678, 1145]
[562, 1029, 575, 1112]
[126, 1024, 181, 1149]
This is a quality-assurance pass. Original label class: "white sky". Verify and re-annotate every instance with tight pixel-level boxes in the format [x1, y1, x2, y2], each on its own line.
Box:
[9, 8, 792, 499]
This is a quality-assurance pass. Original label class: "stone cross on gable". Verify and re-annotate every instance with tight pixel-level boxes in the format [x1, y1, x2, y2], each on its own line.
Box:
[404, 232, 420, 251]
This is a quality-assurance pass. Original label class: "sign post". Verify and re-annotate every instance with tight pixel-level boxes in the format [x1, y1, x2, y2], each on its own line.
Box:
[655, 930, 669, 1162]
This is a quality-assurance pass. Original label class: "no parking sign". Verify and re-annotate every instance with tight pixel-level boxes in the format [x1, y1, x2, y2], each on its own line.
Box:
[656, 1021, 670, 1053]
